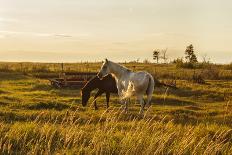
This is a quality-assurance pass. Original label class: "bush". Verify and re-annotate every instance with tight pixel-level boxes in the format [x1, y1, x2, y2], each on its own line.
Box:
[224, 62, 232, 70]
[173, 58, 214, 70]
[173, 58, 184, 68]
[201, 66, 220, 80]
[173, 58, 195, 69]
[31, 65, 49, 73]
[0, 64, 13, 72]
[143, 59, 151, 64]
[194, 62, 211, 69]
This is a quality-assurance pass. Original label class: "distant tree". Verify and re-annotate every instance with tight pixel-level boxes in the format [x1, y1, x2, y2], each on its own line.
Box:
[201, 54, 210, 63]
[185, 44, 198, 63]
[153, 50, 160, 63]
[191, 54, 198, 63]
[160, 48, 168, 63]
[143, 59, 150, 64]
[136, 58, 140, 63]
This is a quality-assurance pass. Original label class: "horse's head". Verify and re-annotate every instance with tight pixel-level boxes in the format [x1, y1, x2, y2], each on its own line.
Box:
[80, 88, 91, 107]
[81, 76, 100, 106]
[97, 59, 110, 79]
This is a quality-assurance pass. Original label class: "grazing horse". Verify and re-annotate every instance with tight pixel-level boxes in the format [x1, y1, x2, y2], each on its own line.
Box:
[97, 59, 155, 114]
[81, 74, 118, 110]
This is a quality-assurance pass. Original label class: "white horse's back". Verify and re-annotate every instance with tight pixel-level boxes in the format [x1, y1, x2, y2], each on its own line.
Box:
[123, 71, 154, 99]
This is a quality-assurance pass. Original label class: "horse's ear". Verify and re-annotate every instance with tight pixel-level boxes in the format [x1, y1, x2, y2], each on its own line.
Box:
[105, 58, 108, 63]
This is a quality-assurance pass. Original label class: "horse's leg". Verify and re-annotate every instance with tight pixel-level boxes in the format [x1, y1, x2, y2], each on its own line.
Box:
[106, 92, 110, 108]
[122, 98, 129, 113]
[117, 84, 129, 112]
[117, 83, 124, 105]
[117, 83, 123, 98]
[146, 93, 152, 107]
[94, 90, 104, 110]
[138, 95, 145, 115]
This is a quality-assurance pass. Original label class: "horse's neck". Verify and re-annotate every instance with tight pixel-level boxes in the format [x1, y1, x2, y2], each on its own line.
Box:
[84, 80, 99, 92]
[109, 62, 128, 80]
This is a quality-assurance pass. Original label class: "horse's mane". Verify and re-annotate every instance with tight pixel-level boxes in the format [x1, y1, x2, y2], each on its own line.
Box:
[109, 61, 132, 72]
[82, 75, 98, 90]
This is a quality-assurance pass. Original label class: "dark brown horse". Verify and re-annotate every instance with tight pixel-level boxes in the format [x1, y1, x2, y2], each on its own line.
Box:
[81, 74, 118, 109]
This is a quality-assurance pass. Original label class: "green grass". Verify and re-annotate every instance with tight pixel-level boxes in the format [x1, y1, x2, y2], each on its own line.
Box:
[0, 70, 231, 154]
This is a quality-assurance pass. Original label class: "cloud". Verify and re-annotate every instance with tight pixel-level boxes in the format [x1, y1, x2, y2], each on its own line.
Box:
[0, 30, 73, 38]
[0, 18, 19, 23]
[0, 18, 75, 38]
[54, 34, 73, 38]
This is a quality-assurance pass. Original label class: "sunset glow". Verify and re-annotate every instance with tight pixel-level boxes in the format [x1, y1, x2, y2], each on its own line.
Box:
[0, 0, 231, 63]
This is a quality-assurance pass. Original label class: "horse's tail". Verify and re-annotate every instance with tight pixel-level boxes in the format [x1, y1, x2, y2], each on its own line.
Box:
[145, 73, 154, 107]
[146, 74, 155, 95]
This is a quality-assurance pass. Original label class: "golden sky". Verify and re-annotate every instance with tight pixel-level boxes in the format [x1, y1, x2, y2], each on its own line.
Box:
[0, 0, 231, 63]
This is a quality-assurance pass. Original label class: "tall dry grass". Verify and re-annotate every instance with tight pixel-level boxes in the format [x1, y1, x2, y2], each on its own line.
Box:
[0, 108, 231, 154]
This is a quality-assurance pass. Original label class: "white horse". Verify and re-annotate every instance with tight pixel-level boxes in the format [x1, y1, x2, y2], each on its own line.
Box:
[97, 59, 154, 114]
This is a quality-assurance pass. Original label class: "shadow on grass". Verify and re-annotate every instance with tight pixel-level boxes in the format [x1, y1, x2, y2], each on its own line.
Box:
[170, 112, 232, 128]
[25, 102, 70, 110]
[30, 83, 54, 91]
[0, 72, 29, 81]
[152, 97, 196, 106]
[0, 105, 231, 128]
[0, 111, 27, 122]
[51, 89, 81, 97]
[0, 89, 8, 94]
[0, 101, 8, 106]
[169, 88, 224, 102]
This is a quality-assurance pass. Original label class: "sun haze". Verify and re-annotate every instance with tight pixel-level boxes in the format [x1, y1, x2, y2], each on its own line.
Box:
[0, 0, 231, 63]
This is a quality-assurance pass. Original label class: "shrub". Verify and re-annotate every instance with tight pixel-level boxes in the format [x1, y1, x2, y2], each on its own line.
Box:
[173, 58, 195, 69]
[31, 65, 49, 73]
[0, 64, 12, 72]
[143, 59, 151, 64]
[173, 58, 184, 68]
[201, 66, 220, 80]
[224, 62, 232, 70]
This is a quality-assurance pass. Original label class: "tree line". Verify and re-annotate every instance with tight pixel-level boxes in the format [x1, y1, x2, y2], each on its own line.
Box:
[153, 44, 198, 64]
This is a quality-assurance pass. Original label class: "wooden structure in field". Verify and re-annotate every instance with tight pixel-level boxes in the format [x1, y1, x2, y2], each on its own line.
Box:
[49, 72, 97, 88]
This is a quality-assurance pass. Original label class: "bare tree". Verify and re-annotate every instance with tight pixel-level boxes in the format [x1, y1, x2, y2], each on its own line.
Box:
[201, 54, 210, 63]
[160, 48, 168, 63]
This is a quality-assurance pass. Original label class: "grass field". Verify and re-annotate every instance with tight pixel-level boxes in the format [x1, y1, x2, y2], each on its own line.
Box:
[0, 63, 232, 154]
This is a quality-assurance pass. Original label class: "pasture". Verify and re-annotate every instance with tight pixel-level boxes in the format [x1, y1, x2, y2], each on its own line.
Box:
[0, 62, 232, 154]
